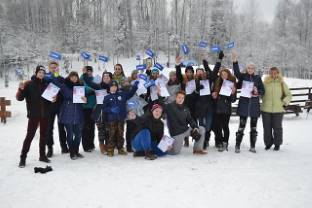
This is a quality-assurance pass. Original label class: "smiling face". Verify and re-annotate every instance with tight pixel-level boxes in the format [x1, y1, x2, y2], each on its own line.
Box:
[110, 85, 117, 93]
[49, 63, 59, 73]
[196, 69, 204, 78]
[175, 93, 185, 105]
[152, 108, 163, 119]
[70, 75, 78, 83]
[102, 74, 111, 84]
[247, 64, 256, 75]
[270, 68, 279, 79]
[221, 70, 229, 80]
[36, 70, 45, 80]
[169, 72, 177, 82]
[185, 70, 194, 80]
[114, 65, 123, 76]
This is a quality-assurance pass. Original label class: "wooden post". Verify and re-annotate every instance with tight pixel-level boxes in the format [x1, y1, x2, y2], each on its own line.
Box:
[0, 97, 11, 124]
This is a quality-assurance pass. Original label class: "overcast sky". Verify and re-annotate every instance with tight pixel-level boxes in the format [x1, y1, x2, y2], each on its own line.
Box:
[234, 0, 280, 22]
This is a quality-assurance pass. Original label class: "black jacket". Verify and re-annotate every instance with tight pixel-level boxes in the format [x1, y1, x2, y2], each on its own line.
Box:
[165, 102, 198, 137]
[16, 77, 51, 118]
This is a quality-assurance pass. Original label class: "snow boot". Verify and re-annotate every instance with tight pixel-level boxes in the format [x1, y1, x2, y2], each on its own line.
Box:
[273, 145, 280, 151]
[18, 157, 26, 168]
[203, 132, 210, 150]
[144, 151, 157, 160]
[235, 132, 244, 153]
[47, 146, 53, 158]
[39, 156, 51, 163]
[118, 148, 127, 155]
[249, 130, 257, 153]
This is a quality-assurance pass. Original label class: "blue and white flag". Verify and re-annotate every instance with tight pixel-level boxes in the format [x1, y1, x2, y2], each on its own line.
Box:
[81, 51, 91, 60]
[145, 48, 155, 58]
[144, 79, 155, 88]
[225, 42, 235, 49]
[210, 45, 221, 53]
[49, 51, 62, 60]
[136, 64, 147, 71]
[181, 44, 190, 55]
[154, 62, 164, 71]
[199, 40, 208, 48]
[136, 54, 141, 61]
[138, 74, 148, 81]
[99, 55, 109, 62]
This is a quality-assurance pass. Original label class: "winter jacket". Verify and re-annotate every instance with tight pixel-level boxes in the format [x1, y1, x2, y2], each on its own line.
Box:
[130, 113, 164, 143]
[261, 75, 292, 113]
[103, 84, 138, 122]
[194, 60, 221, 118]
[16, 76, 51, 118]
[44, 72, 65, 114]
[80, 74, 96, 110]
[54, 79, 85, 125]
[165, 102, 198, 137]
[233, 62, 265, 118]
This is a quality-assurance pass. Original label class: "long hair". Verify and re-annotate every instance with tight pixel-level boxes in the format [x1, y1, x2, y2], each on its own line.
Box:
[213, 68, 236, 94]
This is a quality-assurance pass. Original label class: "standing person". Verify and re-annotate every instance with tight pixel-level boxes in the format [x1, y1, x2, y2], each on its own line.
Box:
[53, 71, 87, 160]
[17, 66, 52, 168]
[232, 51, 265, 153]
[175, 57, 196, 147]
[212, 68, 237, 152]
[44, 61, 68, 157]
[103, 80, 139, 157]
[83, 71, 112, 154]
[261, 67, 292, 151]
[165, 91, 207, 155]
[113, 64, 126, 88]
[164, 70, 181, 104]
[80, 66, 96, 152]
[194, 51, 224, 149]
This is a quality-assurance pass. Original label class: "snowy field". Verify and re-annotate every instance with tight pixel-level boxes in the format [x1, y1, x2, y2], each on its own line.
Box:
[0, 58, 312, 208]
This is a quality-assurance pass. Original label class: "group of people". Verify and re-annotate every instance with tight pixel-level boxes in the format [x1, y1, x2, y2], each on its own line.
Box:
[16, 50, 292, 168]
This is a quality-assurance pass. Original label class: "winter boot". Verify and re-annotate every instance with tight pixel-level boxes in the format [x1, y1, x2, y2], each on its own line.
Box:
[222, 142, 228, 151]
[249, 130, 257, 153]
[47, 146, 53, 158]
[118, 148, 127, 155]
[99, 143, 106, 154]
[193, 150, 208, 155]
[18, 157, 26, 168]
[235, 132, 244, 153]
[107, 149, 114, 157]
[70, 149, 78, 160]
[265, 144, 272, 151]
[273, 145, 280, 151]
[61, 148, 69, 154]
[217, 143, 224, 152]
[133, 151, 145, 157]
[144, 151, 157, 160]
[184, 137, 189, 147]
[39, 156, 51, 163]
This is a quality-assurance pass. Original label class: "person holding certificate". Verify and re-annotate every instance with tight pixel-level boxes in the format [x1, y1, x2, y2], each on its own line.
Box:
[194, 51, 224, 150]
[52, 71, 87, 160]
[232, 51, 265, 153]
[212, 68, 237, 152]
[17, 66, 54, 167]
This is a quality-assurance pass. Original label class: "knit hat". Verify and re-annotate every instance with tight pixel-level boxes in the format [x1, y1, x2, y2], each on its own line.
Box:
[151, 104, 163, 112]
[35, 65, 46, 75]
[185, 66, 194, 73]
[85, 66, 93, 72]
[151, 67, 160, 74]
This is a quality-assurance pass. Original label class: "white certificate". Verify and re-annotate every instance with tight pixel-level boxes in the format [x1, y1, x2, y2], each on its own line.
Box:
[200, 80, 211, 96]
[155, 78, 170, 97]
[73, 86, 86, 103]
[95, 90, 107, 104]
[157, 135, 175, 152]
[185, 80, 196, 95]
[136, 79, 147, 96]
[150, 85, 159, 101]
[41, 83, 60, 102]
[240, 81, 254, 98]
[219, 80, 234, 97]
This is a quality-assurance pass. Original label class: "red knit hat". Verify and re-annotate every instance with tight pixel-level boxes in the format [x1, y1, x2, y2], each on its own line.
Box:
[151, 104, 163, 112]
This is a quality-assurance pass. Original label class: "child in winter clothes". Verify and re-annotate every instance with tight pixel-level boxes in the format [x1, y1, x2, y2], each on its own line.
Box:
[212, 68, 237, 152]
[232, 51, 265, 153]
[103, 80, 139, 156]
[261, 67, 292, 151]
[53, 71, 87, 160]
[17, 66, 53, 167]
[82, 71, 112, 154]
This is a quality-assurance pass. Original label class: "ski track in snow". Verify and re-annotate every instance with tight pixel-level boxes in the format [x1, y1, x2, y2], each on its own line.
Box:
[0, 60, 312, 208]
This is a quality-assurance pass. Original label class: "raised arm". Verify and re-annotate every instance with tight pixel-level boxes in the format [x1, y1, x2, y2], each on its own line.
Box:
[16, 81, 30, 101]
[232, 51, 242, 80]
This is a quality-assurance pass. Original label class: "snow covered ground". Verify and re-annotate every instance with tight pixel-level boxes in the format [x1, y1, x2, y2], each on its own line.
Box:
[0, 57, 312, 208]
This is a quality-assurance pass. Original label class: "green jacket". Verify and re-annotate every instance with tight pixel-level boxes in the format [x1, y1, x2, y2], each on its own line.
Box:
[261, 75, 292, 113]
[80, 75, 96, 109]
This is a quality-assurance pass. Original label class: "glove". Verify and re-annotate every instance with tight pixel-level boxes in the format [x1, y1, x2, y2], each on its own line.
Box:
[191, 129, 201, 142]
[133, 80, 139, 87]
[111, 106, 121, 114]
[218, 50, 224, 60]
[203, 59, 208, 67]
[199, 85, 204, 90]
[34, 166, 53, 174]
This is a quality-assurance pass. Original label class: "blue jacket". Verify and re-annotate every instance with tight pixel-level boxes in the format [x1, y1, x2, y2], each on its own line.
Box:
[103, 84, 138, 122]
[233, 62, 265, 118]
[53, 78, 85, 125]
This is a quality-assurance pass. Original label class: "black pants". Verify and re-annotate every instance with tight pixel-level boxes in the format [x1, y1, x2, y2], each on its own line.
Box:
[214, 113, 231, 145]
[236, 116, 258, 147]
[46, 110, 68, 150]
[21, 118, 48, 159]
[82, 109, 95, 151]
[262, 112, 283, 147]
